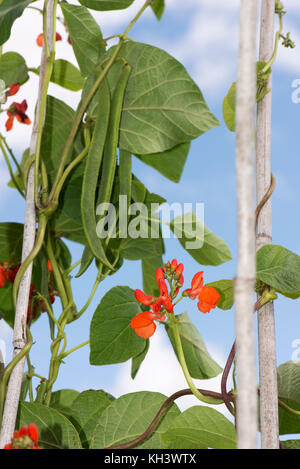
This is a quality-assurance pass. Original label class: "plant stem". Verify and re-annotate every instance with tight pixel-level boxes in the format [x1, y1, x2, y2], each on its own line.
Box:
[34, 0, 58, 207]
[171, 318, 223, 405]
[59, 340, 89, 360]
[0, 138, 24, 198]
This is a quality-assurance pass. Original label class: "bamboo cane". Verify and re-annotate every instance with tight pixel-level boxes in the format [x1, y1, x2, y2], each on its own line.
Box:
[0, 1, 55, 447]
[234, 0, 258, 449]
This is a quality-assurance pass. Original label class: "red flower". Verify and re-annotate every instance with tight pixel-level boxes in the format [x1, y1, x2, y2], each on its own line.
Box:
[155, 269, 173, 313]
[5, 100, 31, 131]
[4, 424, 41, 449]
[134, 289, 155, 306]
[170, 258, 178, 272]
[36, 32, 62, 47]
[197, 286, 220, 314]
[47, 260, 53, 272]
[7, 83, 20, 97]
[130, 310, 164, 339]
[4, 262, 20, 283]
[0, 264, 5, 288]
[183, 271, 204, 300]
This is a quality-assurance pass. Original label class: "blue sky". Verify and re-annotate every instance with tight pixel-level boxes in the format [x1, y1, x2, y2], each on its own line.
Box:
[1, 0, 300, 426]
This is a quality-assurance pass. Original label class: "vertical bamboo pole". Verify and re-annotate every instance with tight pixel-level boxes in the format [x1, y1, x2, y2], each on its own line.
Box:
[256, 0, 279, 449]
[234, 0, 258, 449]
[0, 1, 54, 448]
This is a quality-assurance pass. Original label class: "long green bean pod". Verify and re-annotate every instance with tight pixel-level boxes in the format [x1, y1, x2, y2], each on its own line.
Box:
[81, 77, 112, 269]
[96, 63, 132, 243]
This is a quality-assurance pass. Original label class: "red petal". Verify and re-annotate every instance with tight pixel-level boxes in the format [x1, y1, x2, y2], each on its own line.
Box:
[191, 271, 204, 290]
[0, 269, 6, 288]
[130, 311, 156, 328]
[175, 263, 184, 275]
[155, 267, 165, 284]
[56, 32, 62, 41]
[133, 322, 156, 339]
[197, 286, 220, 313]
[5, 114, 14, 131]
[27, 424, 39, 445]
[8, 83, 20, 96]
[36, 33, 44, 47]
[171, 259, 178, 271]
[157, 278, 169, 297]
[134, 289, 155, 306]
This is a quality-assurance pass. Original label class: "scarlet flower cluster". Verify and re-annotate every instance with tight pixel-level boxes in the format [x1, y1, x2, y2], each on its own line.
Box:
[0, 260, 55, 323]
[4, 81, 31, 132]
[130, 259, 220, 339]
[0, 262, 19, 288]
[4, 424, 41, 449]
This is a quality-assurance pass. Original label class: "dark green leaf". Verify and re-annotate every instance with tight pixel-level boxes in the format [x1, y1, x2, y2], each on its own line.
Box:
[78, 0, 135, 10]
[0, 52, 29, 86]
[151, 0, 165, 20]
[131, 339, 150, 379]
[70, 390, 112, 448]
[281, 439, 300, 449]
[75, 246, 94, 278]
[17, 401, 82, 449]
[61, 3, 106, 76]
[170, 210, 232, 266]
[277, 361, 300, 435]
[41, 95, 77, 176]
[0, 222, 23, 264]
[222, 82, 236, 132]
[142, 255, 164, 297]
[257, 245, 300, 294]
[50, 389, 80, 418]
[89, 286, 145, 365]
[119, 237, 163, 260]
[162, 406, 236, 449]
[166, 312, 222, 379]
[0, 0, 31, 46]
[90, 391, 180, 449]
[33, 59, 84, 91]
[106, 42, 220, 154]
[53, 163, 87, 245]
[135, 142, 190, 183]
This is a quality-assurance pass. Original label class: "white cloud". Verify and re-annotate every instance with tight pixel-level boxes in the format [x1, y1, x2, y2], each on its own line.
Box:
[107, 327, 232, 420]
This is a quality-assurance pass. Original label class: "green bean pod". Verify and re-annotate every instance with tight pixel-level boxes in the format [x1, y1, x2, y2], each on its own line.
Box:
[81, 76, 112, 269]
[96, 63, 132, 241]
[119, 149, 132, 229]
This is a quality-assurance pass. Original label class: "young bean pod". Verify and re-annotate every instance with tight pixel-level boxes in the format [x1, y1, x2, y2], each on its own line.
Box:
[81, 77, 112, 269]
[96, 63, 132, 243]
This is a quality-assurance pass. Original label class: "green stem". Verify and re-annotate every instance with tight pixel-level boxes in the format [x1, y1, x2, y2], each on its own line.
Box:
[46, 128, 90, 212]
[0, 138, 24, 198]
[171, 317, 223, 405]
[13, 214, 48, 307]
[34, 0, 58, 207]
[74, 264, 104, 320]
[1, 134, 22, 178]
[46, 231, 69, 310]
[64, 260, 81, 276]
[59, 340, 89, 360]
[261, 13, 283, 74]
